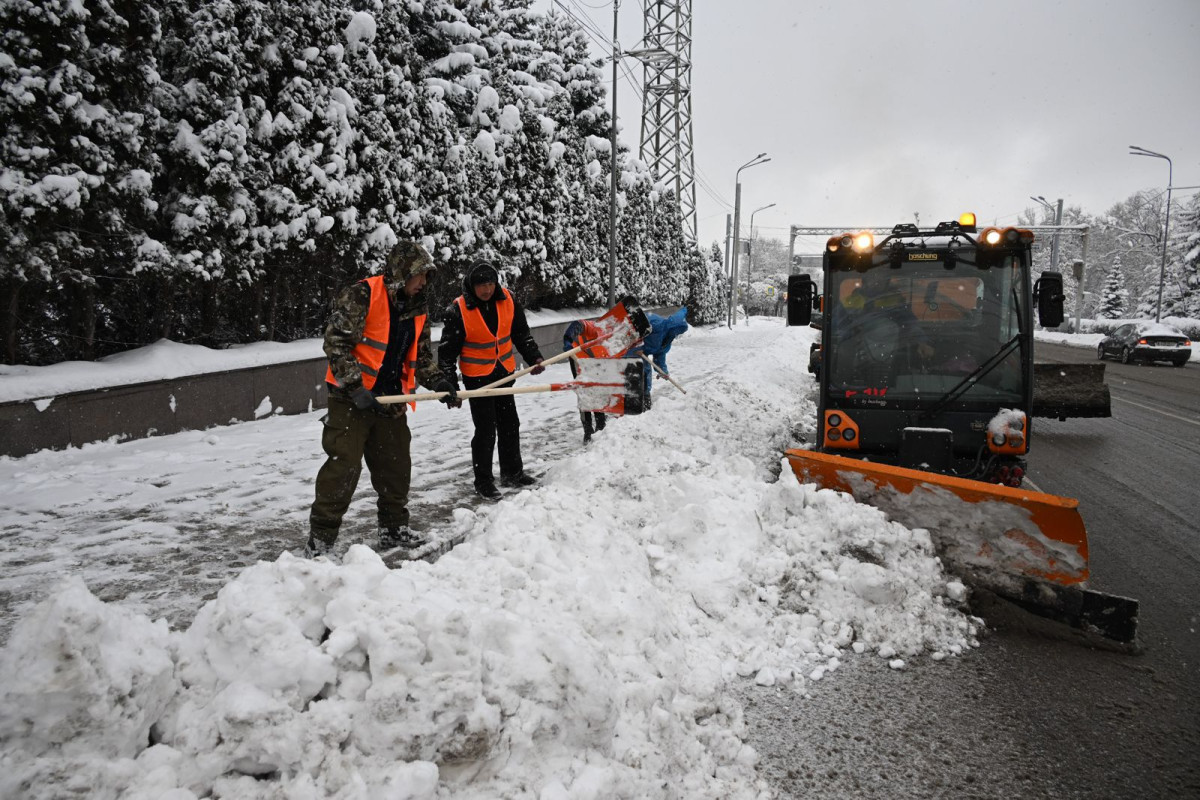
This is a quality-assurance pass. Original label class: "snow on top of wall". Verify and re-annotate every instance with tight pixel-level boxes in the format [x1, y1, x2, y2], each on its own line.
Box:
[0, 309, 609, 404]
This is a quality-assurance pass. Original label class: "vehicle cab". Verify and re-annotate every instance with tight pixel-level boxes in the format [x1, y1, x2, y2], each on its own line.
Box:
[787, 214, 1066, 483]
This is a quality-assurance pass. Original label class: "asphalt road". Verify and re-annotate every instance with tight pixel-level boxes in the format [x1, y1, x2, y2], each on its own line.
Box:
[741, 339, 1200, 799]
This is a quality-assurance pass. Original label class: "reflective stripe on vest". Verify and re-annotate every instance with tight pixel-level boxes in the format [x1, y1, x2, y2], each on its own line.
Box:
[326, 275, 426, 409]
[457, 288, 516, 377]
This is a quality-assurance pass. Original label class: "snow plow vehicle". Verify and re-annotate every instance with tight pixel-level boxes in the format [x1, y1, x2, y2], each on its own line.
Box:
[785, 214, 1137, 642]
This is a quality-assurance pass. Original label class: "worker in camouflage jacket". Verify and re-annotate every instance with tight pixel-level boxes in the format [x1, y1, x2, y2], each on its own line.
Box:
[306, 241, 461, 559]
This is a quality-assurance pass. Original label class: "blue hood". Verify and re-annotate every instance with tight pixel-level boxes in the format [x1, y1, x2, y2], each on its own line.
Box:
[662, 307, 689, 339]
[641, 307, 689, 355]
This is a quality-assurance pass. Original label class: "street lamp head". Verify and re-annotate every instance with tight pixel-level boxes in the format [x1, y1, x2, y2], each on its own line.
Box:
[1030, 195, 1057, 217]
[737, 153, 771, 176]
[1130, 145, 1170, 162]
[739, 154, 768, 172]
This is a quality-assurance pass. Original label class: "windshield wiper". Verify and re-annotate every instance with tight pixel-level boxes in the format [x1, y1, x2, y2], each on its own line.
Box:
[920, 283, 1026, 420]
[920, 334, 1022, 420]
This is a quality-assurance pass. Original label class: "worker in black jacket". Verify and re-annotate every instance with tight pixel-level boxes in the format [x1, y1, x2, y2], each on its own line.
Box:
[438, 261, 545, 499]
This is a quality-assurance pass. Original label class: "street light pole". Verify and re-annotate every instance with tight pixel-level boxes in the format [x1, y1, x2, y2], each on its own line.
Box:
[606, 0, 620, 307]
[1130, 145, 1174, 322]
[729, 153, 769, 327]
[746, 203, 776, 316]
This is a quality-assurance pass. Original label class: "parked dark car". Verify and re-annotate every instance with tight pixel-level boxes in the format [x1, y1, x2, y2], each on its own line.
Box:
[1097, 321, 1192, 366]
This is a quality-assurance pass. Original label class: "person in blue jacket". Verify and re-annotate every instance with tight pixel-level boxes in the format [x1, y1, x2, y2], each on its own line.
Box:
[629, 307, 689, 410]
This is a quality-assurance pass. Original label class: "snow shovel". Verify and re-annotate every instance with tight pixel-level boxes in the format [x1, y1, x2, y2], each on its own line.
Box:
[640, 354, 687, 394]
[475, 295, 651, 392]
[378, 358, 647, 415]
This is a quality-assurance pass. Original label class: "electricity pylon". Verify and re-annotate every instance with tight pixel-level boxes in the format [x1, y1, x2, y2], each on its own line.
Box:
[633, 0, 696, 241]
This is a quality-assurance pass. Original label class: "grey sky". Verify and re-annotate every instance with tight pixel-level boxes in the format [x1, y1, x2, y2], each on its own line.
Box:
[540, 0, 1200, 254]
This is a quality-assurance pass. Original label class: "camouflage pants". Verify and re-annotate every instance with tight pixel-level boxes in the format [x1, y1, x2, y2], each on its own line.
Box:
[309, 394, 411, 544]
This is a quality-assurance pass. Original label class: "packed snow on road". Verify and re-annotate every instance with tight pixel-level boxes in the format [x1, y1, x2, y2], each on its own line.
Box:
[0, 319, 980, 799]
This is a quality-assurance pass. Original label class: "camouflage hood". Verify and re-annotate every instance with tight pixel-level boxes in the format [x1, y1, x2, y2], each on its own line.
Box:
[385, 241, 435, 285]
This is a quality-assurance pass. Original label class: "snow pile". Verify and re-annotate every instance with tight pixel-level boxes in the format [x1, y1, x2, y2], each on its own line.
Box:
[0, 321, 979, 798]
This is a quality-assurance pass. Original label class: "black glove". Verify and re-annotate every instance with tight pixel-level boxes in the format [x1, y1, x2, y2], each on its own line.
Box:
[350, 386, 385, 413]
[530, 357, 545, 376]
[433, 378, 462, 408]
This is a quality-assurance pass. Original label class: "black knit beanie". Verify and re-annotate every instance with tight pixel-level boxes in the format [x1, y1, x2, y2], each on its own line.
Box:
[469, 261, 499, 286]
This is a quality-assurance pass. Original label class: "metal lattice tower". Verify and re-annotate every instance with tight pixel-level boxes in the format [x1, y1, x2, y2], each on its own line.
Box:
[635, 0, 696, 241]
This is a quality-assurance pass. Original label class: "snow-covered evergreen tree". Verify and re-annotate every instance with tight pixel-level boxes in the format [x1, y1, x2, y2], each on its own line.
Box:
[528, 9, 608, 305]
[1097, 258, 1129, 320]
[155, 0, 270, 344]
[1, 0, 700, 363]
[686, 243, 725, 324]
[1, 0, 164, 362]
[1164, 192, 1200, 319]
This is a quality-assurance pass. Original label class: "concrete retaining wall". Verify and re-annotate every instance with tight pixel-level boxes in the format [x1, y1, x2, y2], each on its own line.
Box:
[0, 317, 617, 458]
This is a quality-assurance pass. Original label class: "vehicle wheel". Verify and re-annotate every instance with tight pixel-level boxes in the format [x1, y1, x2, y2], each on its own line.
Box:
[1173, 358, 1188, 368]
[1096, 343, 1106, 360]
[1121, 347, 1133, 364]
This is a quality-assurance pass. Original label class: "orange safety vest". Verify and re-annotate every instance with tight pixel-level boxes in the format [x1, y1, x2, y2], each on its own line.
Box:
[325, 275, 425, 408]
[456, 288, 516, 377]
[571, 319, 607, 357]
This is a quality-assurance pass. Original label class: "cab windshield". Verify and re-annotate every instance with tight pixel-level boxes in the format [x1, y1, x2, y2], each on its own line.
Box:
[826, 256, 1025, 403]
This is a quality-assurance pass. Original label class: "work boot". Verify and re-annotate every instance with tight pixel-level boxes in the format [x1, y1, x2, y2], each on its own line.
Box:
[475, 481, 502, 500]
[378, 525, 426, 551]
[500, 471, 537, 488]
[303, 535, 336, 560]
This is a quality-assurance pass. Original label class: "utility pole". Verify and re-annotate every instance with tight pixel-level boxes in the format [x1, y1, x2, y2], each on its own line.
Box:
[729, 181, 741, 328]
[729, 153, 769, 327]
[1051, 197, 1063, 273]
[1031, 195, 1063, 273]
[606, 0, 620, 307]
[724, 214, 732, 277]
[788, 226, 797, 274]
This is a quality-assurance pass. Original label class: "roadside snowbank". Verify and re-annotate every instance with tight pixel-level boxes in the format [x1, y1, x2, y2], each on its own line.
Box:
[0, 320, 978, 798]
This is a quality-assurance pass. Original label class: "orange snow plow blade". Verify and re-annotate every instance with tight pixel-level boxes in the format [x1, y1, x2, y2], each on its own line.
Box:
[785, 449, 1138, 642]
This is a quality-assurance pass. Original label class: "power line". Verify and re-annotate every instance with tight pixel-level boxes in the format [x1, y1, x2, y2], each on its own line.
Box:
[693, 166, 731, 208]
[562, 0, 609, 42]
[552, 0, 643, 103]
[693, 174, 731, 210]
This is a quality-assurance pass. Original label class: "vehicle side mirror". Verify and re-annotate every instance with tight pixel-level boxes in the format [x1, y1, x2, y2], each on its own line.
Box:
[787, 274, 814, 326]
[1035, 271, 1065, 328]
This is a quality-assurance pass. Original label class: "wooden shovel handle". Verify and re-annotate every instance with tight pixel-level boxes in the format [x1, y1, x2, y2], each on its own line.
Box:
[641, 354, 687, 394]
[377, 384, 560, 404]
[474, 342, 589, 392]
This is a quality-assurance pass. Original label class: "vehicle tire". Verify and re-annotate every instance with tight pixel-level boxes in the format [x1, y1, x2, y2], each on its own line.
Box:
[1173, 358, 1188, 368]
[1097, 343, 1106, 360]
[1121, 347, 1133, 364]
